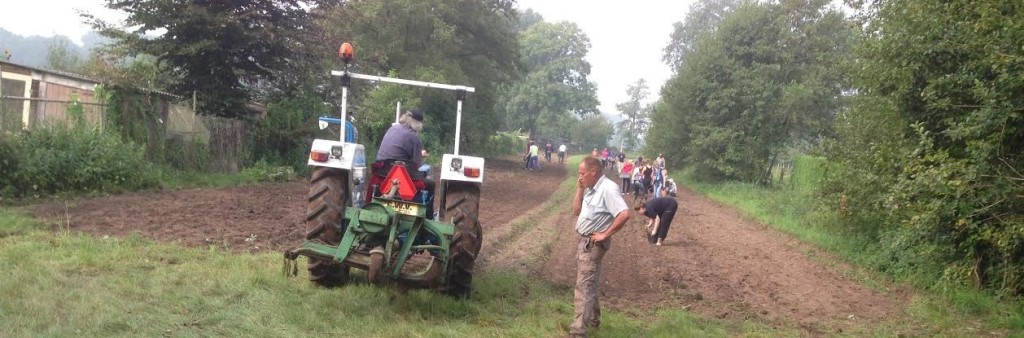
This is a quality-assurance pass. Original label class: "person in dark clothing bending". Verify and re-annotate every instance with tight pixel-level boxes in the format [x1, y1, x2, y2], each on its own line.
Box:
[635, 197, 679, 246]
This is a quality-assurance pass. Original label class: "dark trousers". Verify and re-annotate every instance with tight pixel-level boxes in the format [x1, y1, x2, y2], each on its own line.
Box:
[528, 155, 540, 170]
[653, 206, 677, 240]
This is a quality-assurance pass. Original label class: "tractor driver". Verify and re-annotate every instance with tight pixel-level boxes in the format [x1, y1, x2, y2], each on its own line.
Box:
[369, 108, 436, 218]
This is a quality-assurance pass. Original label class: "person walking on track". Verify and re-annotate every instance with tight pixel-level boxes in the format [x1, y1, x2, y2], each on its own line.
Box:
[558, 143, 567, 163]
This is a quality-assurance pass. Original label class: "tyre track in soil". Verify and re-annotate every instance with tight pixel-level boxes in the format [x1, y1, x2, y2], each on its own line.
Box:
[481, 167, 915, 336]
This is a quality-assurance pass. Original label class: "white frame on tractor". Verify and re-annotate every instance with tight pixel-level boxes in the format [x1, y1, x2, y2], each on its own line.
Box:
[306, 43, 485, 208]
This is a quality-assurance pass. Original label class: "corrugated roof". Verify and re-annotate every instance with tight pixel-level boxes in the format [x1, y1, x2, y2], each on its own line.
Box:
[1, 59, 179, 98]
[0, 59, 99, 83]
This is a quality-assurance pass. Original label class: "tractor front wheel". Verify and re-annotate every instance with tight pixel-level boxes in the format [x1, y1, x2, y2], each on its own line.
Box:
[439, 181, 483, 297]
[304, 167, 351, 287]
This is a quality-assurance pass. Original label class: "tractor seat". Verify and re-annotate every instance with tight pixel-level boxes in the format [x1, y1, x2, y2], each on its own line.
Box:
[373, 160, 426, 180]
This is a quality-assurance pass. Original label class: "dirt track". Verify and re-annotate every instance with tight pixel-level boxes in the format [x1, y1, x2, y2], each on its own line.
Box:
[26, 156, 909, 335]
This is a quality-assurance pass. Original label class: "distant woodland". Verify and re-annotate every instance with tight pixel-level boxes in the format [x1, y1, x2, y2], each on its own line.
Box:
[0, 28, 106, 68]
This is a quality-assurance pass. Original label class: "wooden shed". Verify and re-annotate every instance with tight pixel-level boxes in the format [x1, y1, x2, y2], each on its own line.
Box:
[0, 60, 104, 131]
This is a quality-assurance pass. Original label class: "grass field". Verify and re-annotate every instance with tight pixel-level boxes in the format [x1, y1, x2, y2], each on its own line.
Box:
[0, 164, 786, 337]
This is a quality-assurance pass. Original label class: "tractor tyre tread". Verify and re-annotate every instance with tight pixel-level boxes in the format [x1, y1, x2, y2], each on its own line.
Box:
[304, 167, 350, 287]
[440, 181, 482, 298]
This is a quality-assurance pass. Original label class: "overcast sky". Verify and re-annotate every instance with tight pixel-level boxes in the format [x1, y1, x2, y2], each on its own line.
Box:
[0, 1, 119, 43]
[0, 0, 695, 117]
[515, 0, 695, 118]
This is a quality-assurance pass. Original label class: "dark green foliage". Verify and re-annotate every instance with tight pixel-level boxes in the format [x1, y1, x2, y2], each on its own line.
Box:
[662, 0, 742, 71]
[45, 38, 83, 72]
[0, 135, 19, 197]
[822, 0, 1024, 295]
[356, 79, 422, 157]
[104, 87, 166, 161]
[250, 92, 332, 173]
[317, 0, 520, 156]
[497, 21, 599, 139]
[478, 131, 525, 158]
[86, 0, 320, 118]
[0, 125, 156, 198]
[648, 0, 854, 183]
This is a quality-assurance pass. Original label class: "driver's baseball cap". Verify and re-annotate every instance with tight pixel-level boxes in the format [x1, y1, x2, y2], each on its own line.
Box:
[408, 109, 424, 122]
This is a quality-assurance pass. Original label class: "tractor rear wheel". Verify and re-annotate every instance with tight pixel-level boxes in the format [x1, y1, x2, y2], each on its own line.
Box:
[439, 181, 483, 297]
[304, 167, 351, 287]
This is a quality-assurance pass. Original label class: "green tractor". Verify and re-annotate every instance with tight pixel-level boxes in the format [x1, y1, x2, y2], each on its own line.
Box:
[284, 43, 484, 297]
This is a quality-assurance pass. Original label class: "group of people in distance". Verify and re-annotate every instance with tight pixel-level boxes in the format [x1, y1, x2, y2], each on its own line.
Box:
[617, 152, 678, 247]
[590, 147, 623, 170]
[617, 153, 677, 202]
[525, 140, 568, 171]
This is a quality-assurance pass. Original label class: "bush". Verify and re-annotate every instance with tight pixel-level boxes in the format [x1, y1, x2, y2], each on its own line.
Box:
[0, 134, 20, 197]
[239, 161, 297, 183]
[0, 125, 157, 198]
[478, 131, 525, 158]
[164, 136, 210, 171]
[250, 93, 331, 173]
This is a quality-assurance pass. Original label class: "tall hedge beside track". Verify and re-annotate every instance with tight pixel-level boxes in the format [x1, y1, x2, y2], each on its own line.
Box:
[819, 0, 1024, 296]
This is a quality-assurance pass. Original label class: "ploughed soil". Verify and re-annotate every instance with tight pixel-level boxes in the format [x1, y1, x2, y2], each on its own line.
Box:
[25, 156, 910, 335]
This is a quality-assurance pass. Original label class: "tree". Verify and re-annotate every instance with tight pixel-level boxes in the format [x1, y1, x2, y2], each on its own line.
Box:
[616, 79, 652, 151]
[823, 0, 1024, 295]
[515, 8, 544, 32]
[571, 114, 614, 151]
[662, 0, 742, 71]
[85, 0, 322, 118]
[646, 79, 692, 170]
[44, 38, 82, 72]
[315, 0, 520, 155]
[650, 0, 855, 182]
[498, 21, 599, 139]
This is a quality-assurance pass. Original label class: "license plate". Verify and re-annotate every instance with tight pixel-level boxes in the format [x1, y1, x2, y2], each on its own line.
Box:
[382, 200, 421, 216]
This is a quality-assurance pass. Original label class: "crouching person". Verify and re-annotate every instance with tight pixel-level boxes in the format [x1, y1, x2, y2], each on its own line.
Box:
[635, 197, 678, 246]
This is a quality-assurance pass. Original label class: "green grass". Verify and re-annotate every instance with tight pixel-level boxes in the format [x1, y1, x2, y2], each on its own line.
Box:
[676, 162, 1024, 337]
[153, 162, 297, 190]
[0, 208, 47, 238]
[0, 237, 755, 338]
[0, 157, 784, 337]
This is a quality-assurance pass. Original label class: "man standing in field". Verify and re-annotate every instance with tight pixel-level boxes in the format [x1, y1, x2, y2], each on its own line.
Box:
[568, 156, 631, 337]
